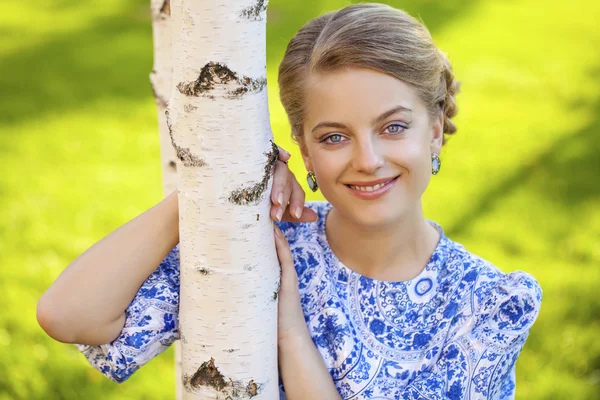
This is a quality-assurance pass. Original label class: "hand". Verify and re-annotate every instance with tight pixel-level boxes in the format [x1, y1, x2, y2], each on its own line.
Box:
[274, 225, 310, 346]
[271, 146, 318, 223]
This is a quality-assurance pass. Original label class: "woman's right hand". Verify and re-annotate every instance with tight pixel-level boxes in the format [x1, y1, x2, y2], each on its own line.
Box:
[270, 145, 318, 223]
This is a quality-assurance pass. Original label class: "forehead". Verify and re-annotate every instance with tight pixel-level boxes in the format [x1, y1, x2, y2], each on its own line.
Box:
[303, 67, 423, 128]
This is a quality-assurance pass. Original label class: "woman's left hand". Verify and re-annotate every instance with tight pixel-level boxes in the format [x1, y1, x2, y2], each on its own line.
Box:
[274, 225, 309, 347]
[270, 145, 318, 223]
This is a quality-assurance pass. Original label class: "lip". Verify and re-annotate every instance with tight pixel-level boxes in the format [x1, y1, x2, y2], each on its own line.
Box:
[345, 176, 399, 200]
[344, 176, 398, 186]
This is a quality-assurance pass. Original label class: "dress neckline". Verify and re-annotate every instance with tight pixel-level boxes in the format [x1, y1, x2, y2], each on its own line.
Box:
[316, 201, 450, 285]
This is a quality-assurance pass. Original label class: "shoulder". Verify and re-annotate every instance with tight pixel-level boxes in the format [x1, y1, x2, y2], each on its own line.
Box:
[446, 239, 543, 336]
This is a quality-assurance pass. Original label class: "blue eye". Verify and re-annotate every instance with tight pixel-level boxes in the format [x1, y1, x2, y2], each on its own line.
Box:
[385, 123, 407, 135]
[322, 134, 345, 144]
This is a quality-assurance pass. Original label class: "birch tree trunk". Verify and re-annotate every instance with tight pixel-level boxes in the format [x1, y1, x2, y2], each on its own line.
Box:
[150, 0, 177, 196]
[167, 0, 279, 398]
[149, 2, 185, 399]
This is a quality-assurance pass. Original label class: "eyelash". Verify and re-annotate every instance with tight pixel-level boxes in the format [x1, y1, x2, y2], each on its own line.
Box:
[320, 123, 409, 145]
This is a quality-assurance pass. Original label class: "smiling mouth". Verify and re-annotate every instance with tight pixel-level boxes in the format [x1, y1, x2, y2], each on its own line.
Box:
[344, 176, 400, 192]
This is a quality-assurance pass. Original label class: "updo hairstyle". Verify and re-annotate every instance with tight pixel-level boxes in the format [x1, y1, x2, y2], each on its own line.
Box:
[278, 3, 460, 147]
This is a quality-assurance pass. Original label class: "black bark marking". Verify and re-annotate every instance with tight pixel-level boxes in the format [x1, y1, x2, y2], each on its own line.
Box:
[160, 0, 171, 16]
[184, 357, 227, 392]
[184, 104, 198, 113]
[223, 348, 239, 353]
[197, 267, 212, 275]
[240, 0, 267, 20]
[229, 77, 267, 98]
[169, 160, 177, 169]
[165, 109, 207, 167]
[183, 358, 261, 398]
[273, 272, 281, 302]
[229, 141, 278, 205]
[177, 62, 266, 99]
[256, 214, 260, 221]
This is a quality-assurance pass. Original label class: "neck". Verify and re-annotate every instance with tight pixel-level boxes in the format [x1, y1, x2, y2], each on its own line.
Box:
[325, 202, 440, 282]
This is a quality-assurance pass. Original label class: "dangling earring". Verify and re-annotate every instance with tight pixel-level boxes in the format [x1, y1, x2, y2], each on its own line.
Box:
[431, 153, 441, 175]
[307, 171, 318, 192]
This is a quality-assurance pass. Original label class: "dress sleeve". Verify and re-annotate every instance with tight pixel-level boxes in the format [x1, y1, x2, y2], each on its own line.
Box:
[401, 271, 542, 400]
[74, 244, 181, 383]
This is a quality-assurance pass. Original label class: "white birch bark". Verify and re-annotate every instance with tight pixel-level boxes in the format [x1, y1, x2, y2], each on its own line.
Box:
[167, 0, 279, 398]
[150, 0, 178, 196]
[149, 2, 184, 399]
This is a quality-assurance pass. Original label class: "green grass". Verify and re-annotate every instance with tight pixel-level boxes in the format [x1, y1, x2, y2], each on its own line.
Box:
[1, 0, 598, 398]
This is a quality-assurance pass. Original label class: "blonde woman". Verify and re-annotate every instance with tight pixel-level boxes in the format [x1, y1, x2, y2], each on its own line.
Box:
[38, 3, 542, 399]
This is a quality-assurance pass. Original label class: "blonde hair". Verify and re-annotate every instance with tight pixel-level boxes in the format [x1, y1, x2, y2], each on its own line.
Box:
[278, 3, 460, 147]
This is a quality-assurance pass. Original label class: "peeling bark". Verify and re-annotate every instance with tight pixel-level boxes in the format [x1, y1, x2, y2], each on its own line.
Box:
[160, 0, 171, 16]
[185, 358, 227, 392]
[183, 358, 261, 399]
[246, 380, 258, 397]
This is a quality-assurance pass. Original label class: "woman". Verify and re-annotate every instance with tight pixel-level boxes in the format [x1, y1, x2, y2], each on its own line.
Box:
[37, 3, 542, 399]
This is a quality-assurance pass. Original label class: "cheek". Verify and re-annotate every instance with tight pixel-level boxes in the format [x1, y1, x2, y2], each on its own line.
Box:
[391, 138, 430, 174]
[312, 149, 342, 181]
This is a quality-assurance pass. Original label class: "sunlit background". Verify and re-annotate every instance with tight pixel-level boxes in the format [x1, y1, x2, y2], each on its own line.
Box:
[1, 0, 599, 398]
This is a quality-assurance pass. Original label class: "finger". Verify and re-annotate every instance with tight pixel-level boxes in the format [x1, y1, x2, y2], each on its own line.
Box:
[279, 178, 293, 219]
[280, 206, 318, 223]
[286, 174, 305, 220]
[271, 177, 292, 222]
[274, 226, 294, 269]
[270, 160, 289, 207]
[277, 145, 291, 163]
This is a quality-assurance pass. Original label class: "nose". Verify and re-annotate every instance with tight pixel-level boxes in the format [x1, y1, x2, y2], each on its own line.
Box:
[352, 136, 385, 175]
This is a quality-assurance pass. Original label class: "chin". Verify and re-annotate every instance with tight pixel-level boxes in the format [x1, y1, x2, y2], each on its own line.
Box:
[357, 204, 404, 227]
[340, 196, 406, 228]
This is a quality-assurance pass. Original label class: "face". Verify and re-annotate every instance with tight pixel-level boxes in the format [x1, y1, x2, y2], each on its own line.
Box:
[300, 67, 443, 228]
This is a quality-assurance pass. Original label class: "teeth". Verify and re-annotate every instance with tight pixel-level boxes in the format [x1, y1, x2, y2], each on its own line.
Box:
[349, 181, 388, 191]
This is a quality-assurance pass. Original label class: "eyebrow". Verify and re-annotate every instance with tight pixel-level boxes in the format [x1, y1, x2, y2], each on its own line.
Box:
[311, 105, 412, 134]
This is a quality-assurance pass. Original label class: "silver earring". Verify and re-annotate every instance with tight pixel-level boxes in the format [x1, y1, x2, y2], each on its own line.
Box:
[432, 153, 441, 175]
[307, 171, 318, 192]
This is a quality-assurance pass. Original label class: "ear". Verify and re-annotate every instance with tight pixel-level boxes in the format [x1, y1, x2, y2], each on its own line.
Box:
[430, 111, 444, 155]
[299, 141, 313, 172]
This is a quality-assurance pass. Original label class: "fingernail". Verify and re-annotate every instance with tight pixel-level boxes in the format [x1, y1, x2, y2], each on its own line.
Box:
[277, 193, 283, 206]
[276, 208, 283, 222]
[280, 148, 290, 156]
[294, 207, 302, 219]
[274, 226, 281, 237]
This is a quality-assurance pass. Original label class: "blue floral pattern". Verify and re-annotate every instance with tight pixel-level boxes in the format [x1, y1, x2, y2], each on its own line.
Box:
[76, 201, 542, 399]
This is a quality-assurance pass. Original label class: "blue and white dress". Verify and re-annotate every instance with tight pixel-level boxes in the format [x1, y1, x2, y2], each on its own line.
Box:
[76, 201, 542, 399]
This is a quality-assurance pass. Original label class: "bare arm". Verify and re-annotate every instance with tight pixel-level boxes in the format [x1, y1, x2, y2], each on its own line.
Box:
[37, 190, 180, 345]
[273, 227, 340, 399]
[278, 334, 341, 400]
[37, 145, 315, 348]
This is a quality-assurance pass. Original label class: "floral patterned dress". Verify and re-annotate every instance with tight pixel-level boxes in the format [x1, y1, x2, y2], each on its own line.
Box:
[76, 201, 542, 399]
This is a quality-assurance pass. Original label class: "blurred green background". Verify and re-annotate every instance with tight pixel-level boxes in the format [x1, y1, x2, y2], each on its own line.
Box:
[1, 0, 598, 398]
